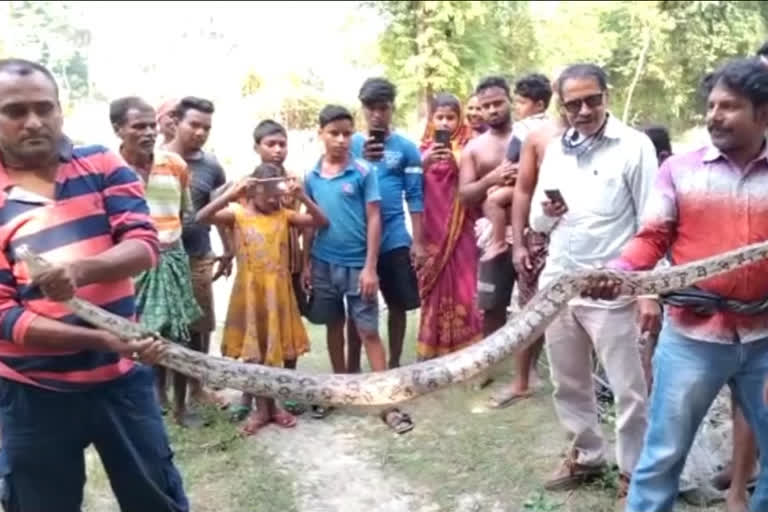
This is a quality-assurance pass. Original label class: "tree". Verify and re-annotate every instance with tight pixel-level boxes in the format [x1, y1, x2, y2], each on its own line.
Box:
[6, 1, 94, 105]
[370, 1, 538, 124]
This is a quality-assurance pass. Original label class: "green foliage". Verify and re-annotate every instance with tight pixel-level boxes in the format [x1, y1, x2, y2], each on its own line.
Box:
[371, 1, 535, 123]
[374, 0, 767, 133]
[7, 1, 94, 105]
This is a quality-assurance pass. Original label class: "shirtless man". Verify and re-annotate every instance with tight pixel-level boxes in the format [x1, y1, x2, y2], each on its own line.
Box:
[458, 76, 516, 350]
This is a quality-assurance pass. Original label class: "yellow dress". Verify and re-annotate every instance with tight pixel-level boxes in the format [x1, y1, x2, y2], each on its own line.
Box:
[221, 203, 309, 366]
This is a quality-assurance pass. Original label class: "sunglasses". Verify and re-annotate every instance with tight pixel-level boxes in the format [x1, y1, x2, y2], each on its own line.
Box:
[562, 93, 604, 115]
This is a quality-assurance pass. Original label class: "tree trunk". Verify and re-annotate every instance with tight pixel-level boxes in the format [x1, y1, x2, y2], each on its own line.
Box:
[622, 25, 652, 124]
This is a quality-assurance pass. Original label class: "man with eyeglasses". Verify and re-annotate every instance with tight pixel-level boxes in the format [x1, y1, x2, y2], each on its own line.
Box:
[528, 63, 658, 504]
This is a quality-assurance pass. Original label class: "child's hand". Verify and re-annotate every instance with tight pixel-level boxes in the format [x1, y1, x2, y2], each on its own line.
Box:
[359, 266, 379, 301]
[231, 177, 256, 198]
[284, 178, 303, 199]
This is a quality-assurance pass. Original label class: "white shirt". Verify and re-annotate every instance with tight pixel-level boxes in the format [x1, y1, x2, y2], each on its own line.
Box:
[529, 115, 658, 306]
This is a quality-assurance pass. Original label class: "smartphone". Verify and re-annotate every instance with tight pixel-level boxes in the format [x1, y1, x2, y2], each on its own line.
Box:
[544, 189, 566, 205]
[369, 128, 387, 144]
[434, 129, 451, 146]
[252, 177, 288, 196]
[506, 136, 522, 163]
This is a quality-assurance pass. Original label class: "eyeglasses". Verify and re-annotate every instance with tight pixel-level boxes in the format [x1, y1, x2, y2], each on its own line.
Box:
[561, 93, 604, 115]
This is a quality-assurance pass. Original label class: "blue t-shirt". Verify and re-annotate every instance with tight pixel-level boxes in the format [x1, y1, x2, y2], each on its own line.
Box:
[350, 132, 423, 253]
[304, 155, 381, 267]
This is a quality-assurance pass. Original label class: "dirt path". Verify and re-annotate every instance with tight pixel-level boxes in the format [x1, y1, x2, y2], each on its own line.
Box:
[257, 416, 439, 512]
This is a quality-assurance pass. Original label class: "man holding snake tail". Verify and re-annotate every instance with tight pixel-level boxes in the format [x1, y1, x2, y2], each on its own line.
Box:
[587, 58, 768, 512]
[0, 59, 188, 511]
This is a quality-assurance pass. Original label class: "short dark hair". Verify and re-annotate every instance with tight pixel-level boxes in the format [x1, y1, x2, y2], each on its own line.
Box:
[318, 104, 353, 128]
[251, 162, 282, 180]
[702, 58, 768, 109]
[0, 58, 59, 98]
[556, 64, 608, 97]
[253, 119, 287, 144]
[431, 93, 461, 116]
[641, 124, 672, 155]
[475, 76, 510, 97]
[757, 41, 768, 58]
[109, 96, 154, 126]
[173, 96, 215, 121]
[358, 77, 396, 105]
[514, 73, 553, 109]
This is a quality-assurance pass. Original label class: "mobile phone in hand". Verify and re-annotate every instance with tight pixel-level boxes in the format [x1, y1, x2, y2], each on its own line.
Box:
[544, 189, 566, 205]
[369, 128, 387, 144]
[434, 129, 451, 146]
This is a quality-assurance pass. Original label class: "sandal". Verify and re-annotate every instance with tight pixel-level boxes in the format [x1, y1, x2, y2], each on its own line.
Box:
[381, 408, 414, 434]
[487, 387, 533, 409]
[229, 404, 251, 423]
[311, 405, 335, 419]
[272, 408, 298, 429]
[282, 400, 306, 416]
[241, 411, 270, 437]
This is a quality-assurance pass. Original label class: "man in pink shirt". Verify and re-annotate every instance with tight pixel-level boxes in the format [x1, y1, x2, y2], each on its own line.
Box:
[587, 58, 768, 512]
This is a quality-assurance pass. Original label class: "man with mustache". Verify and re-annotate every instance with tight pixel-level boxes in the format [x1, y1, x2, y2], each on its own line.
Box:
[529, 63, 658, 503]
[166, 97, 232, 415]
[586, 58, 768, 512]
[458, 76, 518, 367]
[0, 59, 188, 511]
[111, 96, 202, 428]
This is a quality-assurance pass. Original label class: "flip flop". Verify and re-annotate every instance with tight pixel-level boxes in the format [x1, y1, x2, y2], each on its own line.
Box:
[487, 388, 533, 409]
[282, 400, 306, 416]
[381, 409, 414, 434]
[228, 404, 251, 423]
[272, 409, 298, 429]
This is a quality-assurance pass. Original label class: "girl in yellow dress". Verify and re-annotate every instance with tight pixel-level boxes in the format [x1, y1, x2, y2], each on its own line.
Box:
[195, 163, 329, 435]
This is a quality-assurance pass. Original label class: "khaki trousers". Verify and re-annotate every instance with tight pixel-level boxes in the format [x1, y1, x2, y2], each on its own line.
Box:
[545, 301, 648, 474]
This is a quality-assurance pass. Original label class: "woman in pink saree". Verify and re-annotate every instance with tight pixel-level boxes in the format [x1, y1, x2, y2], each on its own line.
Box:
[417, 93, 483, 360]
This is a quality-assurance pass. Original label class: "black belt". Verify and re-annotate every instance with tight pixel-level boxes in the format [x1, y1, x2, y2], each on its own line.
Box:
[660, 287, 768, 316]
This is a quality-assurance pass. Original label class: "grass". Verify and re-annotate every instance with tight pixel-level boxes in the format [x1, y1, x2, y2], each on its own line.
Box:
[83, 312, 722, 511]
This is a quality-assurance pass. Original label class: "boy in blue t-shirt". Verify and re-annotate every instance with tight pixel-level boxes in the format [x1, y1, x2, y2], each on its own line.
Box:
[303, 105, 414, 433]
[349, 77, 424, 372]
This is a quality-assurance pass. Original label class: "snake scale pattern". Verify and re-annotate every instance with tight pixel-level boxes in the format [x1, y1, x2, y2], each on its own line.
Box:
[15, 241, 768, 407]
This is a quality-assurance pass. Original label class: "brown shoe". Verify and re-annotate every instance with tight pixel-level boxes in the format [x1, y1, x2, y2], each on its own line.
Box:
[543, 451, 605, 491]
[616, 473, 630, 511]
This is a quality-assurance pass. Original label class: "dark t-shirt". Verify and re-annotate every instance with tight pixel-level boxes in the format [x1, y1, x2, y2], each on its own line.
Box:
[181, 152, 226, 257]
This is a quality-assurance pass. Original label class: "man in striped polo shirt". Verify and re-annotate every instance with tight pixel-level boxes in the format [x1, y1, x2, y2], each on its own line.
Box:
[0, 59, 188, 510]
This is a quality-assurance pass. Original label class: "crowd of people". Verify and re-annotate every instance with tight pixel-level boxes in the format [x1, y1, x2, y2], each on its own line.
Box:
[1, 40, 768, 511]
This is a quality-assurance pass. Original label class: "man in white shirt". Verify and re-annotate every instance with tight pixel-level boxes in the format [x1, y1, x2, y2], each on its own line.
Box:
[529, 63, 659, 503]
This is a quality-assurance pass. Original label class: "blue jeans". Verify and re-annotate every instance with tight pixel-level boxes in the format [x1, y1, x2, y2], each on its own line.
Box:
[627, 325, 768, 512]
[0, 365, 188, 512]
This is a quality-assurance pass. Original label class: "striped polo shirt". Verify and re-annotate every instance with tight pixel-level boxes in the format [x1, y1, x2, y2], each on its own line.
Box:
[143, 150, 192, 246]
[0, 139, 159, 390]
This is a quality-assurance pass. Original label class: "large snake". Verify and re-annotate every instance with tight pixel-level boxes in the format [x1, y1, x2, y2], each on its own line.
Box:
[15, 241, 768, 407]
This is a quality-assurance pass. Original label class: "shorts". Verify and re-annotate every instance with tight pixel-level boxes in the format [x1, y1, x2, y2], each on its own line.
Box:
[307, 258, 379, 334]
[378, 247, 420, 311]
[188, 256, 215, 333]
[477, 251, 516, 311]
[0, 366, 188, 512]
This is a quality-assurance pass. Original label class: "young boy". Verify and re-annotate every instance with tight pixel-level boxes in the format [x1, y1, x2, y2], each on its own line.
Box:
[482, 73, 552, 261]
[303, 105, 414, 433]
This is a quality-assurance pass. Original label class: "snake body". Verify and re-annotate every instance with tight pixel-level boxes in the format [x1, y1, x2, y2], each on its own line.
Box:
[15, 241, 768, 406]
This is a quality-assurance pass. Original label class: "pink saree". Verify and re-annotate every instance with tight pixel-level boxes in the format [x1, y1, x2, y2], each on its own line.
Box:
[416, 135, 483, 359]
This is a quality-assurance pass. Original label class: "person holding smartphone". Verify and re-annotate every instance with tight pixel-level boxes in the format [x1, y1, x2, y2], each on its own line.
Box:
[528, 64, 658, 503]
[348, 77, 424, 373]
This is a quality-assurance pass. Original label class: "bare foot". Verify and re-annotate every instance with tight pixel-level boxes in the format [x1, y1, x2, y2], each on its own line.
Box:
[191, 389, 229, 409]
[488, 382, 533, 409]
[480, 241, 509, 262]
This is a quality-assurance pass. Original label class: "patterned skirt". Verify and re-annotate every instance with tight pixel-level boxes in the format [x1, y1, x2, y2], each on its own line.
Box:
[135, 244, 203, 344]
